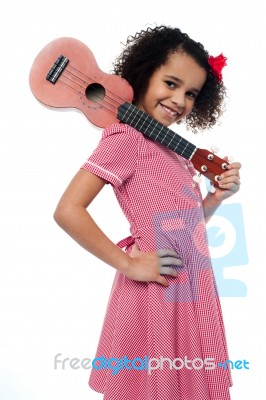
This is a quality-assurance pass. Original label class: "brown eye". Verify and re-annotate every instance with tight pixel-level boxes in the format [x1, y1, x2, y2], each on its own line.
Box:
[187, 91, 196, 99]
[165, 80, 176, 88]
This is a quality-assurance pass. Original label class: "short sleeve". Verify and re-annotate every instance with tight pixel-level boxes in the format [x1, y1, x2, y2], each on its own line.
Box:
[81, 124, 140, 187]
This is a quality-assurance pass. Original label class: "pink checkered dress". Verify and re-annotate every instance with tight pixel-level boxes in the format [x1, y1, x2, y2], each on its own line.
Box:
[82, 123, 232, 400]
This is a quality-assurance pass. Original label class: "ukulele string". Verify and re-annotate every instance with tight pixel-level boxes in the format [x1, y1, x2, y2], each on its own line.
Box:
[66, 64, 128, 113]
[59, 63, 222, 172]
[68, 64, 126, 104]
[59, 68, 120, 116]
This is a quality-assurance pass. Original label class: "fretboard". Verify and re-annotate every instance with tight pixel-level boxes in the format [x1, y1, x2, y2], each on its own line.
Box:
[117, 102, 196, 160]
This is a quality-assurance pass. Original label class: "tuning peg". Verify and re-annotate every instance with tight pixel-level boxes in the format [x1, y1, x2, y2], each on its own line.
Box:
[210, 145, 219, 153]
[193, 174, 202, 184]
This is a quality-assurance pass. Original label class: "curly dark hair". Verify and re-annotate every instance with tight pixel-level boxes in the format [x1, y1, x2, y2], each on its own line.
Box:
[113, 25, 226, 132]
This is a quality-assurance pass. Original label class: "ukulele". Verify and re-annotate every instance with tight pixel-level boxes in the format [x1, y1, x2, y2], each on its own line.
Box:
[29, 37, 229, 189]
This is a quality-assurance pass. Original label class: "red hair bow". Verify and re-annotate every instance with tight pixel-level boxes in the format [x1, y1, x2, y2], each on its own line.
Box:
[208, 53, 227, 82]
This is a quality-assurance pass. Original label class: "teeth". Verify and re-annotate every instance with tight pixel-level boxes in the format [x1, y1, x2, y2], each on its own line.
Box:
[162, 105, 178, 117]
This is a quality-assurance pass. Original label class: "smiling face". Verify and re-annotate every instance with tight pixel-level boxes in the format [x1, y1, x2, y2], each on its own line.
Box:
[135, 51, 207, 127]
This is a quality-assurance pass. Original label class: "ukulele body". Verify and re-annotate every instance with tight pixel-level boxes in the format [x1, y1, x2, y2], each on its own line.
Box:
[29, 37, 133, 128]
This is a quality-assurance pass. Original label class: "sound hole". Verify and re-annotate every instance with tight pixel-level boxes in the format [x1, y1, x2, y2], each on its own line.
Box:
[85, 83, 105, 102]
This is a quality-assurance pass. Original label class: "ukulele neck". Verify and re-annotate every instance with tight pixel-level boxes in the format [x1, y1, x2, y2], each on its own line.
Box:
[117, 102, 196, 160]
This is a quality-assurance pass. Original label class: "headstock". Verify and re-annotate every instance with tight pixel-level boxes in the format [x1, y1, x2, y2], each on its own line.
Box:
[191, 146, 229, 192]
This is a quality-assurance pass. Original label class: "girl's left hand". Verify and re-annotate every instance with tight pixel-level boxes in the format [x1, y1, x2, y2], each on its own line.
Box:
[211, 158, 241, 202]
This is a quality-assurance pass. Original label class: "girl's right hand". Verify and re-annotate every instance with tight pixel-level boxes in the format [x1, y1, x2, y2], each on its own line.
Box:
[125, 244, 183, 287]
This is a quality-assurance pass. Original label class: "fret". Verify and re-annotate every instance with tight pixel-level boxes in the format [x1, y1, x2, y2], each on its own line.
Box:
[117, 102, 196, 160]
[130, 109, 148, 133]
[136, 118, 151, 135]
[180, 141, 189, 156]
[137, 113, 150, 132]
[143, 119, 153, 134]
[121, 104, 134, 124]
[167, 131, 176, 148]
[154, 124, 164, 141]
[131, 107, 144, 126]
[173, 136, 183, 152]
[162, 127, 178, 147]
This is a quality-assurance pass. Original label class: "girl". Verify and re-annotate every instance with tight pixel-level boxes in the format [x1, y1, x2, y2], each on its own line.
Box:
[54, 25, 241, 400]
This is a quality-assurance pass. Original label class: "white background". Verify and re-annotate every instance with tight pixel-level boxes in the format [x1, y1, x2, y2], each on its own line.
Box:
[0, 0, 265, 399]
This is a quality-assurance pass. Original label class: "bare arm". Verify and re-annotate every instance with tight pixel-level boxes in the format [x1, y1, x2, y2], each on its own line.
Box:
[203, 192, 222, 223]
[54, 169, 180, 286]
[54, 169, 131, 271]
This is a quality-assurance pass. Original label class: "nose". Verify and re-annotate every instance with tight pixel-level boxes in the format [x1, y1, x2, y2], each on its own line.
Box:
[171, 91, 185, 109]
